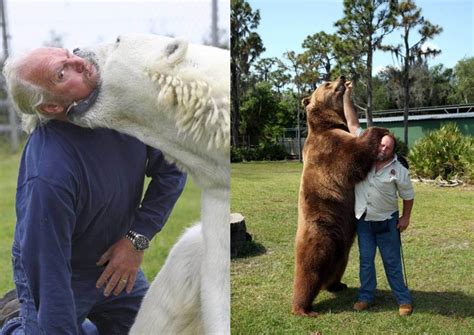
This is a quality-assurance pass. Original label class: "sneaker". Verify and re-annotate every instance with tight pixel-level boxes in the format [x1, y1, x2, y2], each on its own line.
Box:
[399, 304, 413, 316]
[353, 301, 370, 311]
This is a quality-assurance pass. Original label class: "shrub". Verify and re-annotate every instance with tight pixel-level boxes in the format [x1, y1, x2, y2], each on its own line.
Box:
[394, 137, 409, 157]
[241, 147, 262, 161]
[231, 147, 243, 163]
[259, 143, 287, 161]
[408, 123, 474, 183]
[231, 143, 287, 162]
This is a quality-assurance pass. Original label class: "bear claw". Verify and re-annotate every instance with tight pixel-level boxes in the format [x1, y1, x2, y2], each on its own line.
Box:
[292, 308, 319, 318]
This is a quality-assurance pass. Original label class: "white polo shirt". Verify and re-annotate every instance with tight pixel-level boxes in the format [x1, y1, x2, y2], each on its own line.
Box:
[355, 128, 414, 221]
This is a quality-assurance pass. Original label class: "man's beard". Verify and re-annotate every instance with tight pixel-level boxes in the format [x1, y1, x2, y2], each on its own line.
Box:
[377, 152, 393, 162]
[73, 48, 101, 89]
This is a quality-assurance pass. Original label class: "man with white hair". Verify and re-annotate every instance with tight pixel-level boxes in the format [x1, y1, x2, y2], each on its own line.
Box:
[1, 47, 186, 334]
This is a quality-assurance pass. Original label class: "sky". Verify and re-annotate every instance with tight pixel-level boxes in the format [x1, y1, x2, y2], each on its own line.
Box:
[3, 0, 230, 56]
[248, 0, 473, 74]
[3, 0, 472, 70]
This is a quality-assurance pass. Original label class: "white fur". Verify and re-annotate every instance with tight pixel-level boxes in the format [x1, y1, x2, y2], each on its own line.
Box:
[133, 224, 204, 334]
[68, 34, 230, 335]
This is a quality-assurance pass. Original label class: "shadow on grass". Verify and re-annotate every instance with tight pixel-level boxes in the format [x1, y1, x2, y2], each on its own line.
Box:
[313, 287, 474, 318]
[232, 241, 267, 259]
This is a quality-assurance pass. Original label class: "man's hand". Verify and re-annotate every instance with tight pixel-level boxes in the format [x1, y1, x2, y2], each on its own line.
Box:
[96, 238, 144, 296]
[397, 215, 410, 232]
[344, 81, 353, 99]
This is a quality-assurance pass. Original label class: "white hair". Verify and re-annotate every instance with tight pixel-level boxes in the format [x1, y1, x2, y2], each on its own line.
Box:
[2, 54, 56, 134]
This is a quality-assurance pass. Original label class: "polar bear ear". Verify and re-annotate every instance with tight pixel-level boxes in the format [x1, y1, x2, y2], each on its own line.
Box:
[164, 38, 188, 64]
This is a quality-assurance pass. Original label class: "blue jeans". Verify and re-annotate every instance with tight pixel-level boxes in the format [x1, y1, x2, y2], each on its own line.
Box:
[357, 212, 412, 305]
[1, 249, 149, 335]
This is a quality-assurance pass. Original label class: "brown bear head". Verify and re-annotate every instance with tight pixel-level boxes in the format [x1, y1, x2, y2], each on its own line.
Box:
[301, 76, 348, 132]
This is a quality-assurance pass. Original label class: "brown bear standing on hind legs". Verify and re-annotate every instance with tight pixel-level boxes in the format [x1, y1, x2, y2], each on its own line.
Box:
[292, 76, 389, 317]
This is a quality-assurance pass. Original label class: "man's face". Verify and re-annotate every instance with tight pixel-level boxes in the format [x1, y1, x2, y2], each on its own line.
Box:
[22, 47, 99, 106]
[377, 135, 395, 161]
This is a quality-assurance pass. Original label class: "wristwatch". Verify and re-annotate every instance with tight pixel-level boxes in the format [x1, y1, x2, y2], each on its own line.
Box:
[125, 230, 150, 251]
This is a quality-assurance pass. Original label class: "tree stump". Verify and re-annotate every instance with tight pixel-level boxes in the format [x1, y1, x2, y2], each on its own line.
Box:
[230, 213, 252, 258]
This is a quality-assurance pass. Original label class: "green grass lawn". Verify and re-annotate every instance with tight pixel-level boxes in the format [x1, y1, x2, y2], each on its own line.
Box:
[231, 161, 474, 334]
[0, 144, 200, 295]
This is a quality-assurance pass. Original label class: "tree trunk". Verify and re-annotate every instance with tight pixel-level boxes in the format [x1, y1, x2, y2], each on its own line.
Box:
[403, 73, 409, 146]
[403, 27, 410, 146]
[366, 41, 374, 127]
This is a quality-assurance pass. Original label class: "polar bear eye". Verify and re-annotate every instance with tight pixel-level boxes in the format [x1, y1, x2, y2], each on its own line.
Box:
[116, 36, 121, 44]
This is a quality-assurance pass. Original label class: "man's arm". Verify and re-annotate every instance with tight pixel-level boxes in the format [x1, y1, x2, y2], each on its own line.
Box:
[343, 81, 360, 135]
[96, 147, 186, 296]
[396, 164, 414, 233]
[397, 199, 414, 232]
[130, 146, 187, 238]
[17, 178, 79, 334]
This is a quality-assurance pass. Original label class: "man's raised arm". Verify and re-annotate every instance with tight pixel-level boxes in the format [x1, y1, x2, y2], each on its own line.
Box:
[343, 81, 360, 135]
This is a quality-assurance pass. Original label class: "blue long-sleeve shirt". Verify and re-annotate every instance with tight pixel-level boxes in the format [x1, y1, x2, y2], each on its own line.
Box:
[13, 120, 186, 334]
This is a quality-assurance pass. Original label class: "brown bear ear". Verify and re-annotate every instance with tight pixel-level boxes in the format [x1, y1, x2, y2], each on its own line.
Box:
[302, 97, 311, 108]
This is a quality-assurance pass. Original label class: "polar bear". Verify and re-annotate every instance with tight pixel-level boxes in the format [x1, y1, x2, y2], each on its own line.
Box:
[67, 34, 230, 335]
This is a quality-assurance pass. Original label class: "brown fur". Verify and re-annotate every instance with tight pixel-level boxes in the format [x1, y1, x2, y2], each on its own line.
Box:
[292, 77, 389, 317]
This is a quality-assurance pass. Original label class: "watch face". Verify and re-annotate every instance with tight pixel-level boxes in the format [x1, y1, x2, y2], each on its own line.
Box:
[134, 235, 149, 250]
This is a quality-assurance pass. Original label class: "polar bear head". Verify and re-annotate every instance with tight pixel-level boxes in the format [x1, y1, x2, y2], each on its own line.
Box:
[67, 34, 230, 161]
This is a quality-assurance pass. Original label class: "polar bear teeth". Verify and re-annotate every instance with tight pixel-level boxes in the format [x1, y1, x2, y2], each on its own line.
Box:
[145, 70, 229, 150]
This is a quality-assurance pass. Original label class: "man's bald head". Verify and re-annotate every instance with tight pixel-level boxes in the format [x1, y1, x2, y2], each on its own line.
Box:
[3, 47, 99, 118]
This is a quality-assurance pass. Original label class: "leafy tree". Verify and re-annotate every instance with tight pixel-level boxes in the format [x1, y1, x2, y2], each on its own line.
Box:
[383, 0, 442, 144]
[371, 74, 397, 111]
[335, 0, 397, 127]
[268, 59, 291, 94]
[239, 82, 299, 147]
[231, 0, 265, 146]
[296, 51, 321, 92]
[276, 91, 298, 128]
[380, 63, 433, 109]
[300, 32, 341, 82]
[428, 64, 457, 106]
[284, 51, 307, 160]
[454, 57, 474, 103]
[285, 51, 308, 93]
[239, 81, 280, 145]
[253, 57, 276, 81]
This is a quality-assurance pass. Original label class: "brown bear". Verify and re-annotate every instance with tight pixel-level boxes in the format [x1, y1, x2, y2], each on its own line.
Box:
[292, 76, 389, 317]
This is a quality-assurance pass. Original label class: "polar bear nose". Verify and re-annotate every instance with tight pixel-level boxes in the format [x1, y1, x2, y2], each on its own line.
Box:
[165, 42, 180, 56]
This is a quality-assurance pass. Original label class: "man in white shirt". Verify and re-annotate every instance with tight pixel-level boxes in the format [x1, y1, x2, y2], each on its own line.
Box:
[343, 82, 414, 316]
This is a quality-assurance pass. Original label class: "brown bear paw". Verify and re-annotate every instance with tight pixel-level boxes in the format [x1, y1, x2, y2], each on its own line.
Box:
[292, 307, 319, 317]
[326, 282, 348, 292]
